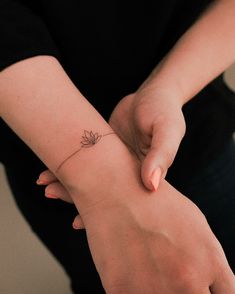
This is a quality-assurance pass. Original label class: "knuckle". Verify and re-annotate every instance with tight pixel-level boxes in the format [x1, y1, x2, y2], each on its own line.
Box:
[174, 263, 200, 292]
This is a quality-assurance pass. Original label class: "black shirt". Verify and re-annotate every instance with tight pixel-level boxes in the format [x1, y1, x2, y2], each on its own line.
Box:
[0, 0, 235, 185]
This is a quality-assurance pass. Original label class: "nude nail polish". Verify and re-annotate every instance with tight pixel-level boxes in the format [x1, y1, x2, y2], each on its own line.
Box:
[150, 168, 162, 191]
[45, 193, 58, 199]
[36, 179, 46, 185]
[72, 222, 82, 230]
[36, 179, 41, 184]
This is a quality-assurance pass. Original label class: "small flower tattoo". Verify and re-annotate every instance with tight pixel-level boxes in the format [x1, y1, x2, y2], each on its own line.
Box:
[55, 129, 115, 172]
[81, 130, 102, 148]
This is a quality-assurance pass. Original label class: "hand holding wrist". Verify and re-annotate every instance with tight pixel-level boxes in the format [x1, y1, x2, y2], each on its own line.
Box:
[109, 84, 186, 192]
[38, 130, 234, 293]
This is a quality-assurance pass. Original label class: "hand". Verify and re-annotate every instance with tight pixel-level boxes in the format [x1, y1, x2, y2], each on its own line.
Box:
[65, 158, 235, 293]
[108, 89, 186, 191]
[37, 87, 186, 226]
[37, 162, 235, 293]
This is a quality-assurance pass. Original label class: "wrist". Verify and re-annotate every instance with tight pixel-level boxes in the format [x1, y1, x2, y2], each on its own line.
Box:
[136, 55, 188, 108]
[56, 133, 140, 215]
[136, 77, 185, 110]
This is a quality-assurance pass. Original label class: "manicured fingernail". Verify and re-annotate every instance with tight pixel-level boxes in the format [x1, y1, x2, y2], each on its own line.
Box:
[72, 222, 82, 230]
[150, 168, 162, 191]
[45, 193, 58, 199]
[36, 179, 45, 185]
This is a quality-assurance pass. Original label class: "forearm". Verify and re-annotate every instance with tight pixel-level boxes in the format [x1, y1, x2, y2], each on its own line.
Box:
[0, 55, 132, 212]
[139, 0, 235, 105]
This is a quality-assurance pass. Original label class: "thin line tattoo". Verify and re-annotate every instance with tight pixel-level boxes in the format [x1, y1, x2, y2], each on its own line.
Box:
[56, 130, 116, 172]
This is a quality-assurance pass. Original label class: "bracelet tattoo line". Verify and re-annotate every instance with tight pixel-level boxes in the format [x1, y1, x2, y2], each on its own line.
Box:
[56, 130, 116, 172]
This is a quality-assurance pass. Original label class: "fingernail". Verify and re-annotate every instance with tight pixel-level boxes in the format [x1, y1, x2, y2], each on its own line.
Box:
[150, 167, 162, 191]
[45, 193, 58, 199]
[36, 179, 45, 185]
[72, 222, 82, 230]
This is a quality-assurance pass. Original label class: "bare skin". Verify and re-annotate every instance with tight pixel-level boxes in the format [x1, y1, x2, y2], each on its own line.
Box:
[38, 0, 235, 192]
[1, 0, 235, 290]
[1, 56, 234, 293]
[38, 148, 235, 293]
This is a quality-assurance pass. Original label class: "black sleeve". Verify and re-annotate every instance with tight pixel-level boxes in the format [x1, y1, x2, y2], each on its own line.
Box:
[0, 0, 61, 71]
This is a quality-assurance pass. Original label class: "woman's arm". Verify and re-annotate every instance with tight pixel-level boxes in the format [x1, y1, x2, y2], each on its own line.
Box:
[139, 0, 235, 104]
[111, 0, 235, 186]
[0, 55, 111, 170]
[0, 55, 131, 212]
[0, 56, 234, 293]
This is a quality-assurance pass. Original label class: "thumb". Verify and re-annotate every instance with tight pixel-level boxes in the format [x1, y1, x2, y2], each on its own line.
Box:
[141, 118, 185, 191]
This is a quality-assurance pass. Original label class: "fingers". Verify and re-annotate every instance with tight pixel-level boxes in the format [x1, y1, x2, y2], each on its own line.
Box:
[37, 170, 73, 203]
[36, 170, 85, 230]
[36, 169, 73, 203]
[141, 117, 186, 191]
[36, 169, 57, 184]
[208, 245, 235, 294]
[45, 181, 73, 203]
[72, 215, 85, 230]
[210, 265, 235, 293]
